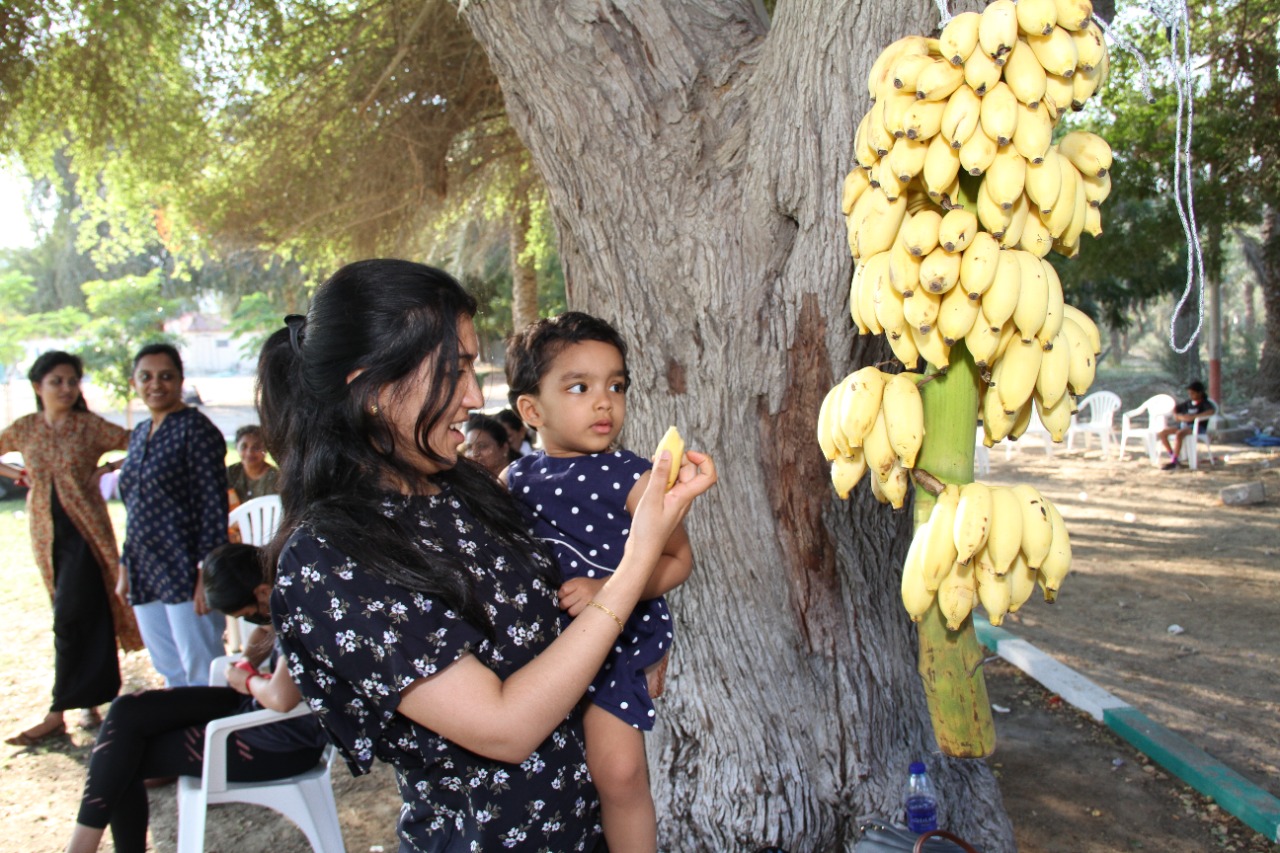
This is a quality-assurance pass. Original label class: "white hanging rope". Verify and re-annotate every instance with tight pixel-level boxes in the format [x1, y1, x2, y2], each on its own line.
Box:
[932, 0, 951, 29]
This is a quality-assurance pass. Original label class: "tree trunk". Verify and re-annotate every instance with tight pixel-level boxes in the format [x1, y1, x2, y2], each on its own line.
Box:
[509, 200, 539, 330]
[1253, 206, 1280, 401]
[456, 1, 1013, 849]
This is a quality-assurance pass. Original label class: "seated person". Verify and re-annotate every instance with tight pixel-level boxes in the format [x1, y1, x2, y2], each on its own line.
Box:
[495, 407, 536, 456]
[464, 412, 517, 476]
[65, 543, 326, 853]
[226, 424, 280, 507]
[1157, 380, 1216, 470]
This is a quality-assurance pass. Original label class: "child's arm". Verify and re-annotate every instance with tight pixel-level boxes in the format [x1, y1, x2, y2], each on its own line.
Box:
[627, 470, 694, 599]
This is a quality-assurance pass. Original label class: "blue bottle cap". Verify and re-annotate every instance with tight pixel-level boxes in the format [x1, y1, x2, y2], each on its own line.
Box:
[909, 761, 926, 774]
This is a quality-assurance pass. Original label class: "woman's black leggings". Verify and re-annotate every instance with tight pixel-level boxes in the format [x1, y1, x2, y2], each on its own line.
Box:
[76, 687, 323, 853]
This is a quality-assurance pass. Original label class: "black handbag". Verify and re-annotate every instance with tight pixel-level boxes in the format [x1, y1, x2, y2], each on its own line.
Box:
[855, 821, 981, 853]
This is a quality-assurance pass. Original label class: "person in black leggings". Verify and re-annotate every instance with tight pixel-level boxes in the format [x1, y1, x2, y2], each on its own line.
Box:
[66, 543, 327, 853]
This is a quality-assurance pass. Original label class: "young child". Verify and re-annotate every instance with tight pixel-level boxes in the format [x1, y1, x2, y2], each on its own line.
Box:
[503, 312, 694, 853]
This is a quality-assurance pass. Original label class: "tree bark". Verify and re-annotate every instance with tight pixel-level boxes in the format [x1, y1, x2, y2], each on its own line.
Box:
[1254, 206, 1280, 401]
[509, 199, 539, 330]
[456, 1, 1013, 849]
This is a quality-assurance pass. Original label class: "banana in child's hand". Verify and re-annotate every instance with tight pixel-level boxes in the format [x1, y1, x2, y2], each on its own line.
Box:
[654, 426, 686, 490]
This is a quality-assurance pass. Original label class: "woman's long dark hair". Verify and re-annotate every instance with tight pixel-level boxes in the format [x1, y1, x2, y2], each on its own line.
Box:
[258, 259, 556, 636]
[28, 351, 89, 413]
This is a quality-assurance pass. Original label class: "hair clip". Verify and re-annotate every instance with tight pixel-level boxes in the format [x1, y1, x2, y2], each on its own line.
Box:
[284, 314, 306, 355]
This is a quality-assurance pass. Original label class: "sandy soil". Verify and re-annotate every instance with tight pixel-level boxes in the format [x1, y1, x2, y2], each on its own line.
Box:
[2, 402, 1278, 851]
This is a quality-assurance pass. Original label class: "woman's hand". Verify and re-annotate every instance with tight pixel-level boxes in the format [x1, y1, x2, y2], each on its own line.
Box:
[114, 572, 129, 606]
[626, 448, 716, 566]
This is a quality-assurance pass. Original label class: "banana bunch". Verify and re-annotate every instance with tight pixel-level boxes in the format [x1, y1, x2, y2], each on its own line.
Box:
[901, 481, 1071, 628]
[817, 366, 925, 508]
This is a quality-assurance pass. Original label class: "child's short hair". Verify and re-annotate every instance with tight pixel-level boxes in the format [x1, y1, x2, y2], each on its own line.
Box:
[505, 312, 630, 408]
[1187, 380, 1207, 396]
[202, 542, 266, 613]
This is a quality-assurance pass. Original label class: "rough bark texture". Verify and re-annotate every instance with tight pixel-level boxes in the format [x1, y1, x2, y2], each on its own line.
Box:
[1253, 206, 1280, 400]
[456, 1, 1014, 849]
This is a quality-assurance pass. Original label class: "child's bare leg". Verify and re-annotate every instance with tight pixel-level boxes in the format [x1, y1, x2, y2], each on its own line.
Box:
[584, 704, 656, 853]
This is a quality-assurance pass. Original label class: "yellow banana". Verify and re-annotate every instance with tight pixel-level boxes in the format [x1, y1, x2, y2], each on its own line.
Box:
[1035, 385, 1073, 441]
[867, 99, 895, 157]
[654, 427, 685, 489]
[892, 52, 936, 93]
[854, 114, 880, 171]
[873, 156, 908, 202]
[973, 546, 1012, 626]
[903, 288, 941, 334]
[1058, 130, 1112, 177]
[880, 458, 911, 510]
[1016, 0, 1058, 36]
[976, 177, 1013, 237]
[982, 374, 1016, 444]
[937, 282, 981, 345]
[853, 187, 909, 258]
[1054, 0, 1094, 33]
[999, 192, 1032, 249]
[1085, 207, 1103, 243]
[1036, 327, 1071, 409]
[882, 88, 920, 141]
[862, 408, 898, 480]
[938, 558, 977, 630]
[1037, 258, 1065, 348]
[901, 208, 942, 257]
[1081, 170, 1112, 207]
[872, 262, 909, 339]
[816, 382, 841, 461]
[903, 98, 946, 142]
[1071, 49, 1107, 108]
[827, 379, 854, 457]
[1071, 21, 1106, 72]
[939, 84, 982, 150]
[965, 314, 1004, 367]
[1027, 26, 1079, 78]
[866, 35, 935, 100]
[939, 11, 982, 66]
[910, 324, 952, 369]
[919, 245, 962, 295]
[868, 462, 891, 505]
[1060, 315, 1097, 395]
[996, 337, 1043, 414]
[1062, 304, 1102, 354]
[923, 133, 963, 201]
[958, 231, 1001, 297]
[1009, 396, 1034, 440]
[882, 371, 925, 468]
[1038, 499, 1072, 600]
[1002, 38, 1048, 108]
[978, 0, 1019, 65]
[1024, 147, 1062, 214]
[888, 238, 924, 297]
[885, 320, 922, 370]
[937, 174, 962, 211]
[842, 167, 872, 217]
[964, 45, 1004, 96]
[980, 81, 1020, 147]
[1017, 210, 1054, 258]
[1059, 161, 1089, 249]
[901, 523, 936, 621]
[888, 136, 930, 183]
[1043, 71, 1074, 118]
[1012, 99, 1053, 164]
[1007, 551, 1037, 613]
[984, 144, 1027, 210]
[985, 486, 1024, 575]
[1042, 153, 1079, 237]
[830, 451, 867, 500]
[1011, 483, 1053, 568]
[922, 485, 961, 589]
[848, 260, 872, 335]
[839, 365, 886, 449]
[916, 59, 966, 102]
[980, 248, 1022, 327]
[858, 251, 891, 336]
[1013, 249, 1049, 341]
[953, 480, 993, 563]
[938, 208, 978, 253]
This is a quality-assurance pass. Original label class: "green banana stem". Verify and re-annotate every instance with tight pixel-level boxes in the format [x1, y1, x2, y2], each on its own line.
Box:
[912, 340, 995, 758]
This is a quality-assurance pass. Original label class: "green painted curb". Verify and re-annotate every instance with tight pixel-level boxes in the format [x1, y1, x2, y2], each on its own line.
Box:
[1105, 706, 1280, 843]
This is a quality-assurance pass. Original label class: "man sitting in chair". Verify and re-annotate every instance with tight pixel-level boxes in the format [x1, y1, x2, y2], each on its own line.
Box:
[65, 543, 327, 853]
[1158, 380, 1216, 471]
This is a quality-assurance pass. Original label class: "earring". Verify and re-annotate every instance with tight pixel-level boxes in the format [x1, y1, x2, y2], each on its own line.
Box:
[370, 403, 380, 415]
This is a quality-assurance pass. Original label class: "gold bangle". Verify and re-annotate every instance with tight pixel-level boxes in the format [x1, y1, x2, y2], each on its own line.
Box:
[586, 600, 625, 634]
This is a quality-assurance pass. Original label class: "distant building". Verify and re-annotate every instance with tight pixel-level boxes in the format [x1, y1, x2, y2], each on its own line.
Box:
[164, 312, 242, 375]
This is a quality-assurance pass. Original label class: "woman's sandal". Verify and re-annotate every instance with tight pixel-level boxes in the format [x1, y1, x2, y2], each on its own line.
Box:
[4, 721, 67, 747]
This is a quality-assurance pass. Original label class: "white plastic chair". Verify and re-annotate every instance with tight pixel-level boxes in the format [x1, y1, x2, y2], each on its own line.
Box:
[226, 495, 283, 650]
[1066, 391, 1121, 457]
[997, 406, 1055, 460]
[974, 427, 990, 476]
[1180, 398, 1223, 470]
[1117, 394, 1177, 464]
[176, 655, 343, 853]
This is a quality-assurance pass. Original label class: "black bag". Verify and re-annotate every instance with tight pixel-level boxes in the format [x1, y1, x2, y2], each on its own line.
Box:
[855, 822, 981, 853]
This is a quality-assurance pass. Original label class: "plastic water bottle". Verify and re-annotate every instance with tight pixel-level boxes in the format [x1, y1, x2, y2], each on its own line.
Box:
[904, 761, 939, 833]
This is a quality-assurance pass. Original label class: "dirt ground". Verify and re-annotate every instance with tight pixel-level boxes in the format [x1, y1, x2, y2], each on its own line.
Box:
[2, 402, 1278, 851]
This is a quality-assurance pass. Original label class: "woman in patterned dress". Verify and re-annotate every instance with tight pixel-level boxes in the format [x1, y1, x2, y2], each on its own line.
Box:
[0, 351, 141, 746]
[259, 259, 716, 851]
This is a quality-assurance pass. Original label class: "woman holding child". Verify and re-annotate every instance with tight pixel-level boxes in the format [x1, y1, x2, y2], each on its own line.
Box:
[260, 259, 715, 851]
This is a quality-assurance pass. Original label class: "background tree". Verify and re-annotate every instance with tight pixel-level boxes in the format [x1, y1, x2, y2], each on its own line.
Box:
[457, 1, 1013, 849]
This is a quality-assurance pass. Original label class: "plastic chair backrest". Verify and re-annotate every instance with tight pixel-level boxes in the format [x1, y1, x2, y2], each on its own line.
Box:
[1078, 391, 1121, 425]
[228, 495, 283, 546]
